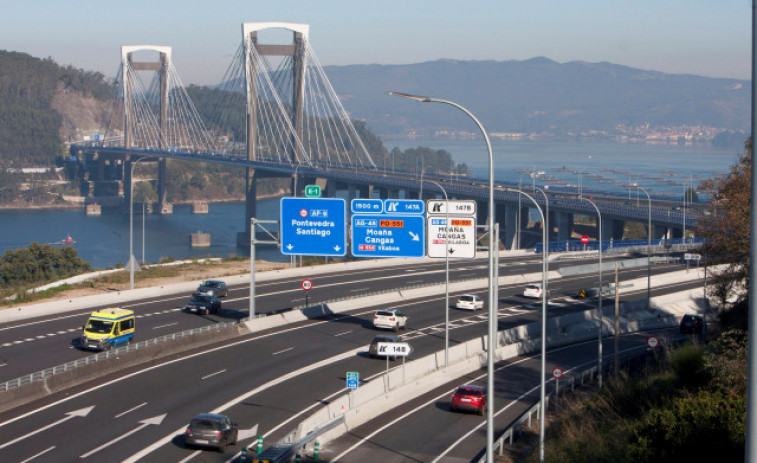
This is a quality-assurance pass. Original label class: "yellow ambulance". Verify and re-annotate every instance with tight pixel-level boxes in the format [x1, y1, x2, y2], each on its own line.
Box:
[80, 308, 136, 351]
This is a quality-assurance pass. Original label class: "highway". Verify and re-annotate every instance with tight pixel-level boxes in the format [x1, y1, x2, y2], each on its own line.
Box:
[0, 255, 702, 463]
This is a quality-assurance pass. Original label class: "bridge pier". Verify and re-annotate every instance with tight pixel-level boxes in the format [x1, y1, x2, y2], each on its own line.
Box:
[553, 211, 573, 242]
[237, 168, 258, 247]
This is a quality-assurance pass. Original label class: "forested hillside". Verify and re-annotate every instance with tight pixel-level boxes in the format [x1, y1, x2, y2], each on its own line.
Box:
[0, 51, 112, 166]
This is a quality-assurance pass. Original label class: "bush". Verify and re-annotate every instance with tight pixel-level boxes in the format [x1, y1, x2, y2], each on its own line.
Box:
[628, 391, 745, 462]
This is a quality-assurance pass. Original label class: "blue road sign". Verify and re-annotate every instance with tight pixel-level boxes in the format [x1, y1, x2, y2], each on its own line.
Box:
[346, 371, 359, 390]
[351, 214, 425, 258]
[351, 199, 383, 214]
[280, 197, 346, 256]
[383, 199, 425, 214]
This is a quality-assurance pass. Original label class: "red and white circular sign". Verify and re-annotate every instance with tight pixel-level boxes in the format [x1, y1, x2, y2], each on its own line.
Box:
[647, 335, 660, 349]
[301, 279, 313, 291]
[552, 367, 564, 379]
[581, 235, 589, 245]
[299, 208, 308, 218]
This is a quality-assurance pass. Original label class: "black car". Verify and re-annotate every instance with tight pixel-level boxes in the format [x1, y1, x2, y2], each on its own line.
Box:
[368, 334, 404, 360]
[184, 294, 222, 315]
[184, 413, 238, 452]
[196, 279, 228, 298]
[680, 314, 706, 335]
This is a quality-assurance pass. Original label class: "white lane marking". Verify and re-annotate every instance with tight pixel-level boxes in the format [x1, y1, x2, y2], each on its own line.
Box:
[115, 402, 147, 418]
[330, 356, 536, 462]
[0, 406, 94, 451]
[80, 414, 166, 459]
[350, 288, 369, 292]
[20, 445, 55, 463]
[273, 347, 293, 356]
[202, 369, 227, 380]
[152, 322, 178, 330]
[334, 330, 353, 337]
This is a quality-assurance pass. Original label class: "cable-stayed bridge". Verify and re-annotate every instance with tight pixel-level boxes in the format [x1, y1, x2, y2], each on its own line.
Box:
[70, 22, 701, 251]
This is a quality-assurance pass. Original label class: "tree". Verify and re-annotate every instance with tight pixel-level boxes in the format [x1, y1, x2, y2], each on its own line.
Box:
[695, 138, 750, 322]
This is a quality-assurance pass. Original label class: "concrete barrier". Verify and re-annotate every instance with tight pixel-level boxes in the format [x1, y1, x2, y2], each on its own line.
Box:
[293, 287, 707, 448]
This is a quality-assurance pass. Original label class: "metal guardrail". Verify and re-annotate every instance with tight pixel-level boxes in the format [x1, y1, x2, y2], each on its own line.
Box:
[477, 328, 680, 462]
[252, 416, 344, 463]
[0, 320, 238, 392]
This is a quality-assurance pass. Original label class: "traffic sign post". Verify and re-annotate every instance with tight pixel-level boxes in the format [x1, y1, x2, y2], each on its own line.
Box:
[581, 235, 589, 245]
[647, 335, 660, 350]
[301, 279, 313, 307]
[280, 198, 346, 257]
[346, 372, 359, 389]
[351, 199, 425, 258]
[552, 367, 564, 399]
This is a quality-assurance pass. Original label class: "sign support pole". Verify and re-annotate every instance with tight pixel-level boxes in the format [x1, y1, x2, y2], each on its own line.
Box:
[249, 218, 279, 320]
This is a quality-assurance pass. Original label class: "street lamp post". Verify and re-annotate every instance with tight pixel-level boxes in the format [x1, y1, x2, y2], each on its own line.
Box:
[635, 184, 652, 307]
[580, 195, 604, 389]
[388, 91, 496, 463]
[422, 178, 450, 366]
[129, 156, 149, 290]
[507, 187, 548, 462]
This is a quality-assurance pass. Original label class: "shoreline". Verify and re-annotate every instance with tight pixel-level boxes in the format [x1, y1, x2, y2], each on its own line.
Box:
[0, 192, 287, 213]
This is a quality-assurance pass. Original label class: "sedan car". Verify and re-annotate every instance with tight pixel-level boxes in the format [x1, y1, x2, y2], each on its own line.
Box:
[372, 308, 408, 331]
[368, 334, 404, 360]
[523, 283, 543, 299]
[184, 413, 238, 452]
[196, 279, 228, 298]
[450, 384, 487, 415]
[184, 294, 222, 315]
[680, 314, 706, 335]
[455, 294, 484, 310]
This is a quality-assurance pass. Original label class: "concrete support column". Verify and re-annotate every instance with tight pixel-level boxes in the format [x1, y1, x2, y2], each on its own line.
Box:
[502, 203, 518, 250]
[158, 158, 168, 209]
[326, 180, 337, 198]
[554, 211, 573, 241]
[237, 168, 258, 247]
[495, 204, 511, 250]
[652, 223, 667, 241]
[347, 184, 358, 201]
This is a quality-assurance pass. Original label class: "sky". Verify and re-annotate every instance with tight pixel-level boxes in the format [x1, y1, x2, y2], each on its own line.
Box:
[1, 0, 752, 85]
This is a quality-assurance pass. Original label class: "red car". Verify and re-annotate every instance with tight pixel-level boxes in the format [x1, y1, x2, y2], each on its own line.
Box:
[450, 384, 487, 415]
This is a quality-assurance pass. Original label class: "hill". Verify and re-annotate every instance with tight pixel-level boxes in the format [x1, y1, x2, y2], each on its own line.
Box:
[323, 57, 750, 142]
[0, 50, 112, 166]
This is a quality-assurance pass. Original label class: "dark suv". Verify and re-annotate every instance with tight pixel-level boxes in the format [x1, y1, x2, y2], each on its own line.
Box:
[184, 294, 222, 315]
[184, 413, 238, 452]
[196, 280, 228, 298]
[680, 314, 706, 335]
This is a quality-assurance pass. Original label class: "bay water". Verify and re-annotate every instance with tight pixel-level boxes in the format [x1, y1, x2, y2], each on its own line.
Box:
[0, 140, 740, 269]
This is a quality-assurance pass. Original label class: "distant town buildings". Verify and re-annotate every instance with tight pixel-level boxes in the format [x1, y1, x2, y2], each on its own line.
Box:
[401, 124, 729, 145]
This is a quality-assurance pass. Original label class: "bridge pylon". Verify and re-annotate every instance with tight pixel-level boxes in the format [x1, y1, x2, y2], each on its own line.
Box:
[121, 45, 172, 214]
[238, 23, 310, 246]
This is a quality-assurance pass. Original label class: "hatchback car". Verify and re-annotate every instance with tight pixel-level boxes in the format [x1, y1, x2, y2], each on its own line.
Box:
[184, 413, 238, 452]
[523, 283, 543, 299]
[680, 314, 706, 335]
[456, 294, 484, 310]
[184, 294, 222, 315]
[368, 334, 404, 360]
[450, 384, 487, 415]
[373, 309, 408, 331]
[196, 280, 228, 298]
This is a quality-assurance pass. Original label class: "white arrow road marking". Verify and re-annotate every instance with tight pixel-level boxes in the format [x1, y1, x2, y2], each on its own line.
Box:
[0, 406, 94, 450]
[80, 414, 166, 459]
